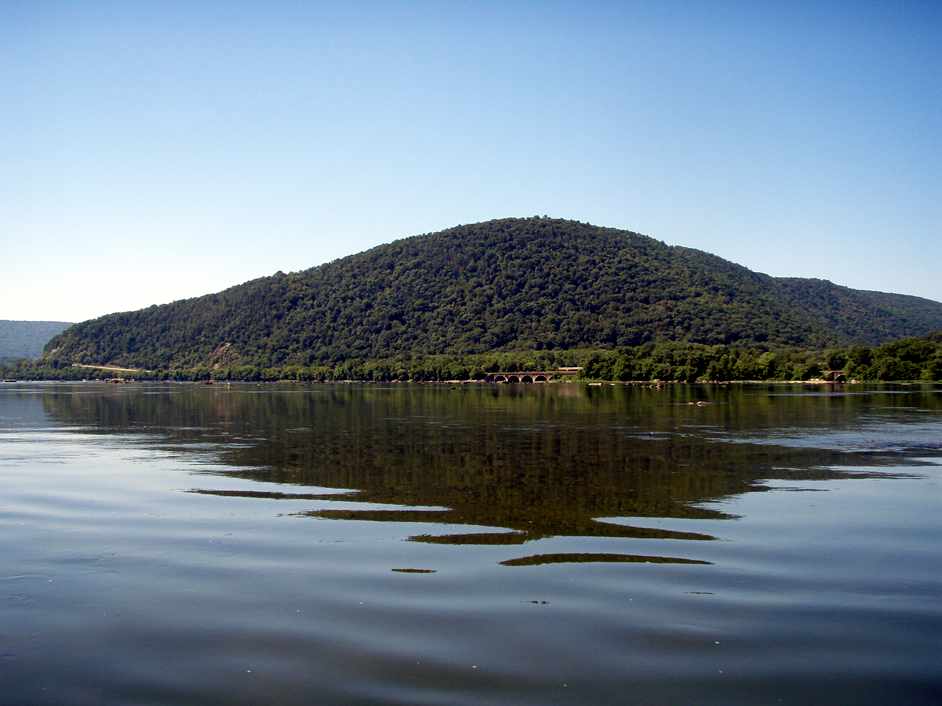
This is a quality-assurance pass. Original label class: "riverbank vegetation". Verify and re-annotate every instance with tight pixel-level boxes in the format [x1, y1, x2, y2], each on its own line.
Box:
[5, 334, 941, 383]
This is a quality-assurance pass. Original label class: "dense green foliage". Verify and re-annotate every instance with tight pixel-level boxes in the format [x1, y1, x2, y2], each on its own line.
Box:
[0, 320, 72, 361]
[578, 334, 942, 383]
[43, 217, 942, 370]
[7, 333, 942, 382]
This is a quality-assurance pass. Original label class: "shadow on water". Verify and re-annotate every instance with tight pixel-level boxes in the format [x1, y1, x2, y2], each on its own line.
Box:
[35, 382, 942, 565]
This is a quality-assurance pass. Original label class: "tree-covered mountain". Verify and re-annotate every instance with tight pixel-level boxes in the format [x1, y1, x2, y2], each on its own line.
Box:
[0, 320, 72, 361]
[43, 217, 942, 370]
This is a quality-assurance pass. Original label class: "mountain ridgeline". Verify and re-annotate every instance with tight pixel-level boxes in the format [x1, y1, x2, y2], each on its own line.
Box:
[1, 320, 73, 362]
[44, 218, 942, 370]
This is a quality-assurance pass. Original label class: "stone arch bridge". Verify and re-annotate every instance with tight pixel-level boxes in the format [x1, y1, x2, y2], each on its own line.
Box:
[484, 368, 582, 384]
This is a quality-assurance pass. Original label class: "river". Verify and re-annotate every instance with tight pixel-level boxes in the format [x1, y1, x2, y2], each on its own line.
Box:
[1, 382, 940, 705]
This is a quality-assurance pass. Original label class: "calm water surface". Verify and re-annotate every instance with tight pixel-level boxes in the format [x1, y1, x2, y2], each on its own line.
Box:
[1, 382, 940, 705]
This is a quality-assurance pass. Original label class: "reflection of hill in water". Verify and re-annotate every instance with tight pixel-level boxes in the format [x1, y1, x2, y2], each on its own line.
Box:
[40, 384, 940, 548]
[0, 389, 53, 429]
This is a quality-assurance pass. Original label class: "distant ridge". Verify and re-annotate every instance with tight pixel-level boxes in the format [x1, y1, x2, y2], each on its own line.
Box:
[44, 217, 942, 369]
[0, 320, 73, 361]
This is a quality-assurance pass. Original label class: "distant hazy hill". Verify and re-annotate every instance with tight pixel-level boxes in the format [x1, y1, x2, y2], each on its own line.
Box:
[1, 320, 73, 361]
[44, 217, 942, 369]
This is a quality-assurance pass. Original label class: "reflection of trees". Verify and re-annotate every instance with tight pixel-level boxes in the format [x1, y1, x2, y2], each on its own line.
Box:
[40, 384, 937, 546]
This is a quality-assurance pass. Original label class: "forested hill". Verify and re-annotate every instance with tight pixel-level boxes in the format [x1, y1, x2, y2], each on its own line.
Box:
[0, 320, 73, 361]
[44, 218, 942, 369]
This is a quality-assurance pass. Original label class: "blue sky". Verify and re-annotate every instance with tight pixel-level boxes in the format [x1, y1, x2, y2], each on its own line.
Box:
[2, 1, 939, 322]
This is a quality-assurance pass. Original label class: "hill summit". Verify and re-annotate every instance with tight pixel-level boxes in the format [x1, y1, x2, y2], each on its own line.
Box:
[45, 217, 942, 369]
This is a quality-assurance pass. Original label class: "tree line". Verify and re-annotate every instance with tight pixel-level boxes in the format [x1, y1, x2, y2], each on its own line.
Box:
[5, 334, 942, 383]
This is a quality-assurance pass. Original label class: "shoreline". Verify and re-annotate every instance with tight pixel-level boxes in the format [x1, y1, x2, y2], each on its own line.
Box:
[3, 378, 934, 386]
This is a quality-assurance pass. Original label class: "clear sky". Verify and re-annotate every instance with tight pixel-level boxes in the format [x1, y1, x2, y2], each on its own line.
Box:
[2, 0, 939, 322]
